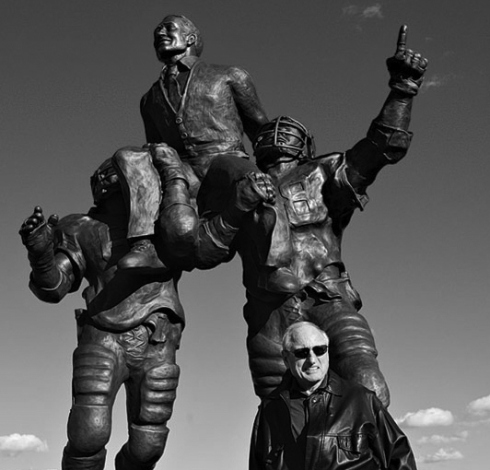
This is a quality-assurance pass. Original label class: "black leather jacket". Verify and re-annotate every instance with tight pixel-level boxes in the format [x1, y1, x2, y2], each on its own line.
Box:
[250, 372, 416, 470]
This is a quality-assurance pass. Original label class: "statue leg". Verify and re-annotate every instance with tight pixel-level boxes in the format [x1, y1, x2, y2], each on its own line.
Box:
[322, 306, 389, 407]
[306, 278, 390, 407]
[62, 333, 126, 470]
[196, 154, 259, 216]
[115, 314, 183, 470]
[245, 295, 303, 398]
[62, 449, 107, 470]
[112, 146, 166, 272]
[114, 424, 170, 470]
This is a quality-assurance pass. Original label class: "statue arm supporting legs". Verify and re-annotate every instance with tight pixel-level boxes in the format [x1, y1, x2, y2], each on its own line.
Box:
[195, 172, 276, 270]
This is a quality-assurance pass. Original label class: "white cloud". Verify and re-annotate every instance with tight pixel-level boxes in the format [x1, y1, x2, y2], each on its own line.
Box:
[362, 4, 383, 19]
[396, 408, 454, 427]
[420, 447, 464, 463]
[342, 4, 383, 19]
[467, 394, 490, 416]
[418, 430, 468, 445]
[0, 433, 48, 457]
[422, 74, 453, 90]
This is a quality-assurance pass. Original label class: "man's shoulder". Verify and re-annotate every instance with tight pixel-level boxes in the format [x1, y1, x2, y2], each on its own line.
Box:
[201, 61, 251, 80]
[57, 213, 93, 232]
[53, 214, 94, 267]
[56, 213, 106, 244]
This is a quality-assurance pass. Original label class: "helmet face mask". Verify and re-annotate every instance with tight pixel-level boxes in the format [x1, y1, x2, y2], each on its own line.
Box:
[90, 158, 120, 205]
[254, 116, 315, 170]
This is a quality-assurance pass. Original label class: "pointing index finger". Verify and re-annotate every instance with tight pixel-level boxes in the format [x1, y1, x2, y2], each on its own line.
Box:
[396, 24, 408, 54]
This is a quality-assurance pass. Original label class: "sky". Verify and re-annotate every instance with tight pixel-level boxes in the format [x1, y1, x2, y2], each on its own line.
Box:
[0, 0, 489, 469]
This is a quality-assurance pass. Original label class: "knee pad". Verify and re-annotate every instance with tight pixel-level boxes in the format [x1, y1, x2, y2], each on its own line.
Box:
[66, 404, 112, 456]
[72, 343, 117, 406]
[139, 363, 180, 424]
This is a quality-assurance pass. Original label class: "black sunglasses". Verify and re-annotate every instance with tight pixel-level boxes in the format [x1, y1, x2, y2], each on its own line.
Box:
[289, 345, 329, 359]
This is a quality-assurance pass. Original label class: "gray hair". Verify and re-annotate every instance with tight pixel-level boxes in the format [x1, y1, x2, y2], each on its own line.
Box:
[282, 321, 329, 351]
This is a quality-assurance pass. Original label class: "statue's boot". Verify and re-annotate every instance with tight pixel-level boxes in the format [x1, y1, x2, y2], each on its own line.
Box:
[61, 448, 106, 470]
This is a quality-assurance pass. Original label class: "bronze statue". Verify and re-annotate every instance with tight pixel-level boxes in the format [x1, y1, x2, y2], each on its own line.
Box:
[19, 147, 197, 470]
[114, 14, 269, 272]
[166, 25, 427, 408]
[19, 17, 427, 468]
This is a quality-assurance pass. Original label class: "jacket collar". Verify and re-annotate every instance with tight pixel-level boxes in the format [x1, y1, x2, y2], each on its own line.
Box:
[275, 370, 343, 401]
[324, 370, 343, 397]
[161, 55, 200, 74]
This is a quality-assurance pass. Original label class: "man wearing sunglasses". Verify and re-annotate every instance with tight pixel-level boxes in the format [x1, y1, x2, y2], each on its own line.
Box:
[250, 321, 417, 470]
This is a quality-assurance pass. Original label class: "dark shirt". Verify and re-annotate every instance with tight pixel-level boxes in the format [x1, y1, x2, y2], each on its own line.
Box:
[289, 375, 330, 453]
[289, 388, 307, 441]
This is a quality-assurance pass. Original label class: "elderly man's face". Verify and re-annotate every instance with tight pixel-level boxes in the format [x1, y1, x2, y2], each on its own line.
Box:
[283, 325, 329, 391]
[154, 17, 192, 60]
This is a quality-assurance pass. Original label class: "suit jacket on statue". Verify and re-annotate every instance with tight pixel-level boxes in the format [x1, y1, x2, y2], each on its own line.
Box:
[140, 56, 268, 179]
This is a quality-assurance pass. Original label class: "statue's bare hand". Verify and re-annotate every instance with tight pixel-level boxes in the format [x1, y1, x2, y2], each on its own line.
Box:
[235, 172, 276, 212]
[19, 206, 59, 253]
[386, 25, 428, 94]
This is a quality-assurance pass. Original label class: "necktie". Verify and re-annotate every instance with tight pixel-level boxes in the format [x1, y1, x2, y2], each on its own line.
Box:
[163, 64, 181, 109]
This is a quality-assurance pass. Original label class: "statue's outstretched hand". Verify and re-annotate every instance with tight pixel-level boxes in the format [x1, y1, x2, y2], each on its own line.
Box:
[386, 25, 428, 95]
[235, 172, 276, 212]
[19, 206, 59, 254]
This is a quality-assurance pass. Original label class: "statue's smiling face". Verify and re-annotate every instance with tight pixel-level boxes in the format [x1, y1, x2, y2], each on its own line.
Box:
[154, 17, 192, 60]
